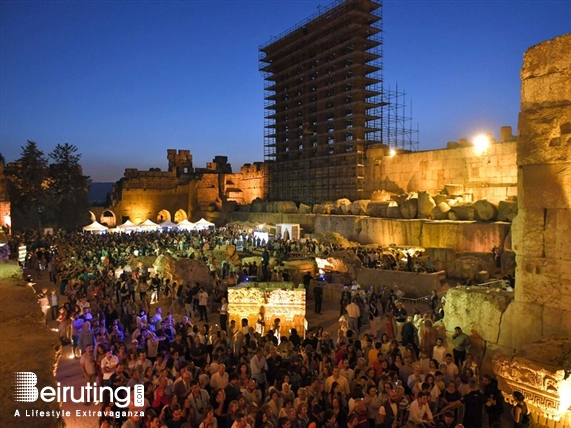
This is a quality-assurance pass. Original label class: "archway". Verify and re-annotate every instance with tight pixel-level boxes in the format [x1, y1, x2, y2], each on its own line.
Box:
[174, 209, 188, 223]
[100, 210, 116, 227]
[157, 209, 171, 223]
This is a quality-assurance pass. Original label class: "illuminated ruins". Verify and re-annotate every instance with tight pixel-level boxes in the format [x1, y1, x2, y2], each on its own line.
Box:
[227, 282, 306, 339]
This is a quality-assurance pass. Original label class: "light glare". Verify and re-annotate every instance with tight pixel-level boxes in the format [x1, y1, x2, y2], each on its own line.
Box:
[474, 134, 490, 155]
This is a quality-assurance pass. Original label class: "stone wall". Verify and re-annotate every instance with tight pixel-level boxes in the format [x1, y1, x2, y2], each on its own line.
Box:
[357, 269, 445, 298]
[364, 141, 517, 204]
[113, 184, 195, 224]
[511, 33, 571, 344]
[227, 211, 511, 253]
[442, 34, 571, 378]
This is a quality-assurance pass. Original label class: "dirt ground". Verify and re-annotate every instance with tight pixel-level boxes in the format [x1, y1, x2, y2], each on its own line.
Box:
[0, 261, 64, 428]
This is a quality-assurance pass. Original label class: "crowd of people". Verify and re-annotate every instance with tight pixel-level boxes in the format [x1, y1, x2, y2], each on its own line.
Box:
[10, 228, 525, 428]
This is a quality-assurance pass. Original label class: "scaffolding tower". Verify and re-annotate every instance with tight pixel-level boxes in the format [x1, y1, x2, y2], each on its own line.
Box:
[259, 0, 417, 205]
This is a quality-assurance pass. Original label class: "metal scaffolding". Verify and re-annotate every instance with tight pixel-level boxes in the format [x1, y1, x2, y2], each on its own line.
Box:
[259, 0, 417, 205]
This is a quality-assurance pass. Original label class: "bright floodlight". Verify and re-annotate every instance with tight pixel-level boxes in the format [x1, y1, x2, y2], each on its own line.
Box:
[473, 134, 490, 155]
[389, 149, 396, 157]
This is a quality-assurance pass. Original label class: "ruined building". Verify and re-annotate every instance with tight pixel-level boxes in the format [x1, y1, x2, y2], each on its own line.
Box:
[103, 150, 264, 226]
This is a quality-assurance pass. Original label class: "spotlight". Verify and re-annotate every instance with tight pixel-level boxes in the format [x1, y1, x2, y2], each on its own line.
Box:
[473, 134, 490, 155]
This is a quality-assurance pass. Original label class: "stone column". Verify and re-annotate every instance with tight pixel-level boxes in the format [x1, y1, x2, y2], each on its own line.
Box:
[510, 33, 571, 345]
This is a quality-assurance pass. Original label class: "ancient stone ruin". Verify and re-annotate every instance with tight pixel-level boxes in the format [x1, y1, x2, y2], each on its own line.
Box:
[445, 33, 571, 426]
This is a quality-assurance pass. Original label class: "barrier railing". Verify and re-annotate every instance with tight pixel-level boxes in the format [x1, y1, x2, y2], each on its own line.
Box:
[432, 403, 465, 425]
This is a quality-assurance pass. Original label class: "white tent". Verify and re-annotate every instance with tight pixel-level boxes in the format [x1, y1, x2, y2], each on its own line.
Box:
[159, 219, 178, 229]
[194, 218, 215, 230]
[177, 219, 196, 231]
[138, 219, 159, 231]
[117, 220, 137, 232]
[82, 221, 108, 234]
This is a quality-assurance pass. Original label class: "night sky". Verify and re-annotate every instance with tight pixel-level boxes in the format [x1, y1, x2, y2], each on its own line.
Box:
[1, 0, 569, 182]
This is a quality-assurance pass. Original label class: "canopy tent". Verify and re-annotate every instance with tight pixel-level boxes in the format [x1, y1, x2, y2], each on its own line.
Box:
[193, 218, 215, 230]
[159, 220, 178, 229]
[138, 219, 159, 231]
[82, 221, 108, 234]
[117, 220, 137, 232]
[177, 219, 196, 231]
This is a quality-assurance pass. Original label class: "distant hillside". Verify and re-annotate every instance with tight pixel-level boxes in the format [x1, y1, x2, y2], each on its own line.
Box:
[89, 182, 114, 205]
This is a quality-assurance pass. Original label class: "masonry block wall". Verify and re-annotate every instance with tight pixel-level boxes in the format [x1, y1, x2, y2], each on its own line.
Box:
[510, 33, 571, 341]
[364, 141, 517, 204]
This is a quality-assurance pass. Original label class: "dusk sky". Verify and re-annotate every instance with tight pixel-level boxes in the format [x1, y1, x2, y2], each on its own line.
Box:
[1, 0, 569, 182]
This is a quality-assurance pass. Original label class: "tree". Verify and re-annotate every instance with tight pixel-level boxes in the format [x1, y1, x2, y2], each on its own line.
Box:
[6, 141, 50, 231]
[48, 143, 90, 230]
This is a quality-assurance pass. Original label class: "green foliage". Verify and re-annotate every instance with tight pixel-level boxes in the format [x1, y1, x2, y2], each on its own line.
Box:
[48, 143, 91, 230]
[6, 141, 90, 231]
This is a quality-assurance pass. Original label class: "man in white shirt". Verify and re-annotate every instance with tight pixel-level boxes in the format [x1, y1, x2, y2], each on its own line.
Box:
[444, 353, 459, 379]
[408, 392, 434, 425]
[210, 363, 229, 390]
[197, 287, 209, 322]
[433, 337, 448, 364]
[324, 366, 351, 395]
[407, 365, 426, 395]
[100, 349, 119, 386]
[339, 359, 355, 385]
[250, 347, 268, 386]
[345, 299, 361, 333]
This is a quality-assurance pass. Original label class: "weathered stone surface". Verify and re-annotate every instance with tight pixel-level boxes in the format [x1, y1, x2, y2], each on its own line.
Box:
[542, 306, 571, 338]
[154, 254, 213, 288]
[514, 256, 571, 310]
[392, 194, 408, 207]
[521, 33, 571, 110]
[431, 202, 451, 220]
[444, 287, 512, 351]
[313, 202, 333, 214]
[358, 269, 444, 298]
[349, 200, 370, 215]
[544, 208, 571, 260]
[399, 195, 418, 219]
[387, 205, 403, 219]
[370, 190, 394, 202]
[417, 191, 436, 219]
[511, 208, 545, 256]
[333, 198, 352, 215]
[444, 184, 464, 196]
[275, 201, 297, 213]
[356, 218, 423, 247]
[518, 336, 571, 367]
[434, 194, 448, 205]
[421, 221, 509, 253]
[497, 301, 543, 350]
[447, 253, 495, 280]
[472, 199, 498, 221]
[517, 107, 571, 168]
[366, 201, 396, 218]
[497, 200, 518, 221]
[450, 204, 475, 221]
[298, 203, 311, 214]
[425, 247, 456, 272]
[518, 163, 571, 210]
[500, 250, 516, 276]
